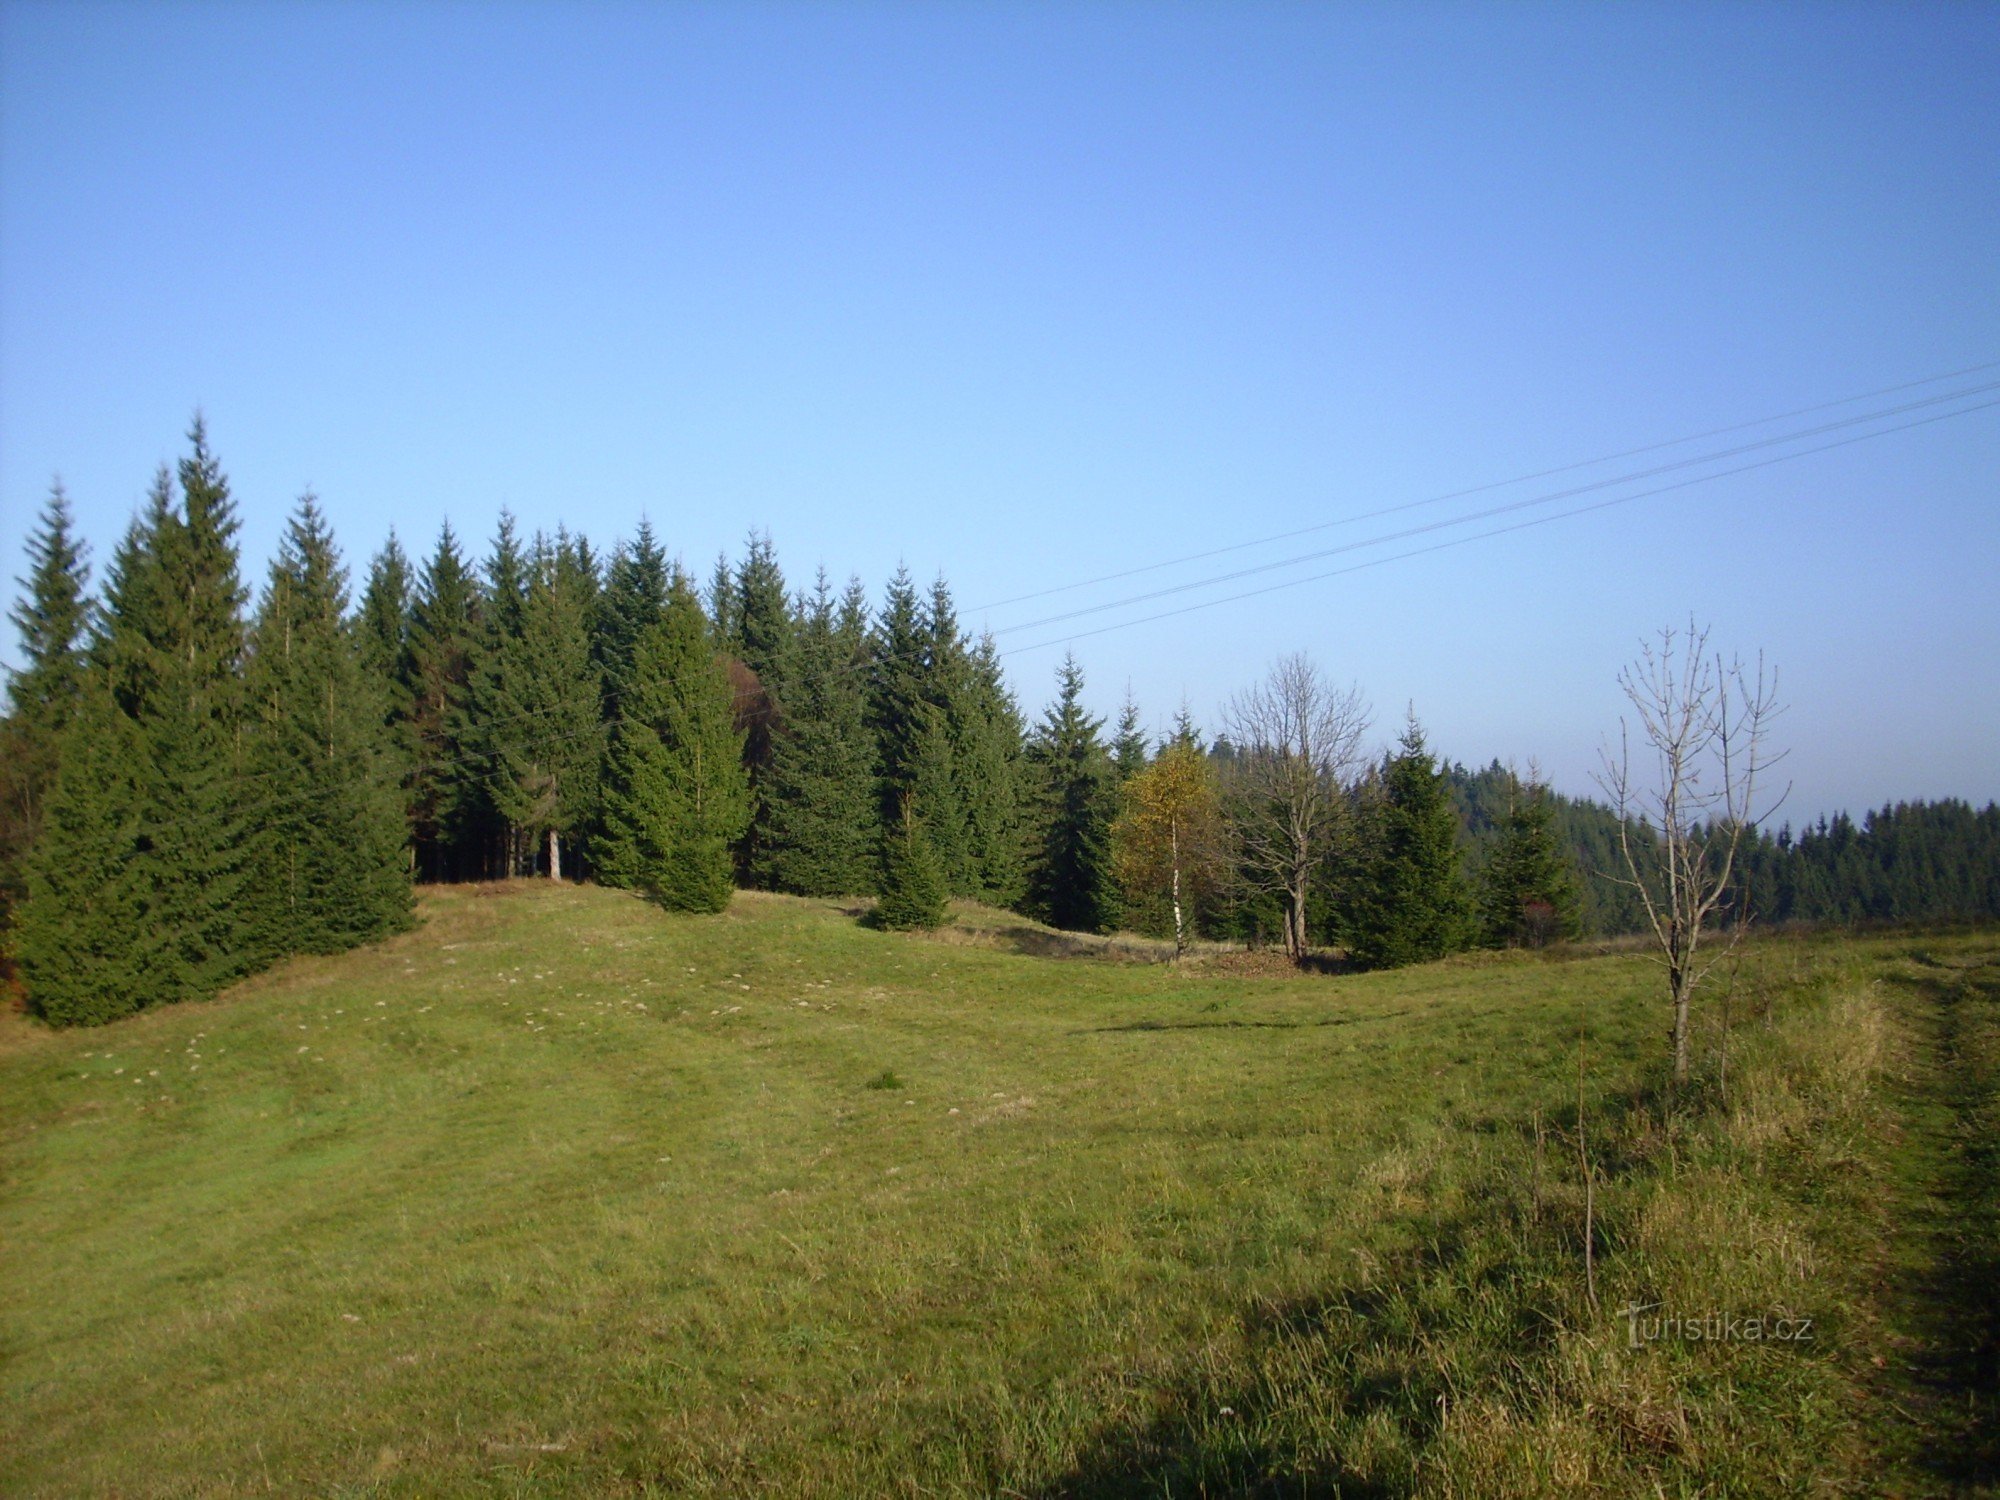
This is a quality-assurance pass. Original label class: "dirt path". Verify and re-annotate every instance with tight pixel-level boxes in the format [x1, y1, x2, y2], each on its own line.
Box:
[1875, 948, 2000, 1497]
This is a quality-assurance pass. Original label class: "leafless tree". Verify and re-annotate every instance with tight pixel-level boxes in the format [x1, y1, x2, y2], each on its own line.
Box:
[1598, 621, 1786, 1092]
[1223, 653, 1370, 965]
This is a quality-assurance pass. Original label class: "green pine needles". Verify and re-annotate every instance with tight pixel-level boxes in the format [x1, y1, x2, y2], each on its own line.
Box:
[239, 496, 413, 962]
[598, 585, 750, 914]
[1346, 716, 1473, 969]
[875, 794, 950, 931]
[1022, 655, 1119, 935]
[759, 572, 878, 897]
[1478, 772, 1584, 948]
[12, 426, 412, 1024]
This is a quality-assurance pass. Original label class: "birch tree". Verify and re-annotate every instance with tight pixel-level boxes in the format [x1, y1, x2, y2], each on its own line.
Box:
[1112, 739, 1226, 957]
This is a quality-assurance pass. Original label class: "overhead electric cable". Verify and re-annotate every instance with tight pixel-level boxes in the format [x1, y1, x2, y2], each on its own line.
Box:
[1000, 394, 2000, 659]
[972, 358, 2000, 614]
[985, 380, 2000, 637]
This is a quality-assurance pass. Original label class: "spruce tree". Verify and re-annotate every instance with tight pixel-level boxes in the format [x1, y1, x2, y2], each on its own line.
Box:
[94, 471, 175, 715]
[758, 570, 877, 895]
[488, 531, 604, 879]
[875, 793, 949, 931]
[43, 422, 253, 1011]
[864, 568, 992, 896]
[958, 632, 1027, 904]
[1111, 692, 1149, 783]
[1346, 716, 1472, 968]
[1022, 654, 1118, 933]
[13, 677, 152, 1025]
[2, 483, 92, 918]
[355, 531, 418, 838]
[730, 531, 792, 884]
[240, 496, 413, 958]
[355, 530, 414, 701]
[597, 520, 672, 718]
[916, 575, 975, 891]
[1478, 773, 1583, 947]
[407, 524, 479, 881]
[135, 419, 253, 1000]
[731, 530, 792, 690]
[868, 564, 929, 829]
[598, 583, 748, 912]
[706, 551, 737, 643]
[462, 512, 530, 876]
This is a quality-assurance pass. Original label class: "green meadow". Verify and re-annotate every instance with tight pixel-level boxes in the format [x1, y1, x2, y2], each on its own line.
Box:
[3, 883, 1993, 1496]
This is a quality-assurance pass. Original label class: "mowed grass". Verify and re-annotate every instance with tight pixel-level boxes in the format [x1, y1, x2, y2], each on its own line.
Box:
[1, 883, 1991, 1496]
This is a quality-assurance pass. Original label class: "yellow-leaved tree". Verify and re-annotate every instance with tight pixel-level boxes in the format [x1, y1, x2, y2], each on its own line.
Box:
[1112, 740, 1228, 957]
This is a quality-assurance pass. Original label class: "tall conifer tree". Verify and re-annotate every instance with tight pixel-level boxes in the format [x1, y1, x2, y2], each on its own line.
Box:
[918, 576, 975, 891]
[1346, 716, 1473, 968]
[13, 678, 152, 1024]
[355, 531, 414, 700]
[38, 422, 252, 1010]
[1111, 692, 1149, 784]
[136, 419, 253, 1000]
[407, 524, 479, 881]
[597, 520, 672, 717]
[706, 551, 737, 643]
[488, 531, 604, 879]
[758, 570, 877, 895]
[731, 531, 792, 690]
[958, 632, 1027, 904]
[241, 496, 412, 957]
[1022, 654, 1118, 933]
[598, 582, 748, 911]
[730, 531, 792, 884]
[868, 566, 928, 820]
[355, 531, 417, 839]
[463, 512, 531, 875]
[1479, 772, 1583, 947]
[2, 483, 92, 918]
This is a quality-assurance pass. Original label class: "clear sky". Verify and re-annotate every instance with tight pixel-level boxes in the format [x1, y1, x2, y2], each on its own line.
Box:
[3, 0, 1995, 824]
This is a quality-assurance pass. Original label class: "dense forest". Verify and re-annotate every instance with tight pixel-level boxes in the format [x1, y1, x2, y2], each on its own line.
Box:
[3, 423, 1995, 1024]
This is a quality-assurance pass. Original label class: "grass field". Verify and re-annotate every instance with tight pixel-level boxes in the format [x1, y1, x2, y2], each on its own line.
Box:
[2, 883, 1994, 1496]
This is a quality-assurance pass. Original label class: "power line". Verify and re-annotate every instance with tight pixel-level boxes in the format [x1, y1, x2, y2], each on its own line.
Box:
[971, 358, 2000, 615]
[1001, 394, 2000, 659]
[986, 379, 2000, 637]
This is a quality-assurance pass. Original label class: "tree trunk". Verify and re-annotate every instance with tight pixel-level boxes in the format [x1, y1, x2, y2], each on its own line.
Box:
[1169, 813, 1185, 960]
[1285, 879, 1308, 965]
[1671, 966, 1691, 1088]
[548, 827, 562, 882]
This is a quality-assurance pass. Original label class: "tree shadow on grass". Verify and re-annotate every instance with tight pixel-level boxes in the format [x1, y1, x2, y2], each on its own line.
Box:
[1021, 1237, 1495, 1499]
[1881, 958, 2000, 1493]
[1021, 1073, 1702, 1499]
[1084, 1010, 1413, 1036]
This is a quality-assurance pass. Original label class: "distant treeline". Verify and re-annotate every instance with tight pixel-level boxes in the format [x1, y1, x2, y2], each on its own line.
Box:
[2, 423, 1994, 1023]
[1447, 763, 2000, 936]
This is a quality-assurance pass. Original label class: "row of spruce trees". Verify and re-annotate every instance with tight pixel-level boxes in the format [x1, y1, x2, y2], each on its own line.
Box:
[3, 426, 411, 1024]
[5, 423, 1996, 1026]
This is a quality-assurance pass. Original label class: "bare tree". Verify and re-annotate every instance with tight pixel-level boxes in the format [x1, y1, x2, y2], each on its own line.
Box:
[1598, 621, 1786, 1092]
[1224, 653, 1370, 965]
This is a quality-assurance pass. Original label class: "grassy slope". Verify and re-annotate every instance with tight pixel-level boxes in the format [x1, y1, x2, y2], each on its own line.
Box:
[0, 883, 1991, 1497]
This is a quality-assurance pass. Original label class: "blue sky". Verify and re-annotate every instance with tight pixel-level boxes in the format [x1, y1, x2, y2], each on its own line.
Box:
[3, 0, 1995, 822]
